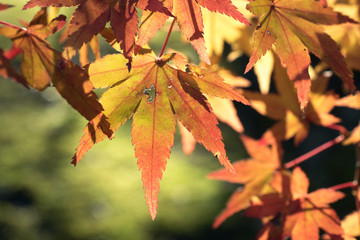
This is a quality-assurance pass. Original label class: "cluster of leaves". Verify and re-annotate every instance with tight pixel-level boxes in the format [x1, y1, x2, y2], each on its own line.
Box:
[0, 0, 360, 238]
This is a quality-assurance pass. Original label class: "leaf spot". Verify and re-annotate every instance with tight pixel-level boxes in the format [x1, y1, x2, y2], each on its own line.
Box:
[143, 85, 156, 103]
[267, 31, 271, 35]
[167, 85, 172, 88]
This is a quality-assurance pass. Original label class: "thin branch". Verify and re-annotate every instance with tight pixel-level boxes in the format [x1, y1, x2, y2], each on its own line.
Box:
[157, 18, 176, 59]
[328, 181, 357, 191]
[285, 134, 345, 169]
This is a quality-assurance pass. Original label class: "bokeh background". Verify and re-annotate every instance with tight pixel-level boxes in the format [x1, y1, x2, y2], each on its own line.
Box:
[0, 1, 359, 240]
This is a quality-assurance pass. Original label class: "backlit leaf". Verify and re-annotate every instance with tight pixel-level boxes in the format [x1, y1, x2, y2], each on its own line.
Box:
[245, 0, 357, 110]
[73, 51, 248, 219]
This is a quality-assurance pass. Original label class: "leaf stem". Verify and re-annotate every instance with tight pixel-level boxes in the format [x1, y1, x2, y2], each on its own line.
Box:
[0, 20, 26, 31]
[285, 134, 345, 169]
[328, 181, 357, 191]
[157, 18, 176, 59]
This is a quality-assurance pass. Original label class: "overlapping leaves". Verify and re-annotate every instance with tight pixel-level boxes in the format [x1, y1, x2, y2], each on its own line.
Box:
[210, 136, 345, 239]
[73, 50, 248, 219]
[24, 0, 249, 64]
[240, 57, 340, 145]
[0, 9, 111, 137]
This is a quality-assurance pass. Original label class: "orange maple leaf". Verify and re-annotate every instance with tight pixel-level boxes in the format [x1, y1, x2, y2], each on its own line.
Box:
[72, 49, 248, 220]
[240, 57, 341, 145]
[245, 0, 357, 110]
[208, 134, 282, 228]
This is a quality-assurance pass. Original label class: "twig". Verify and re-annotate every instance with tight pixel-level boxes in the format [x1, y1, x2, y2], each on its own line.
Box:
[285, 134, 345, 169]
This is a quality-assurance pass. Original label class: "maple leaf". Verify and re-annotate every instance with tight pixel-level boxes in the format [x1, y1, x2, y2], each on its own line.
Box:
[0, 9, 112, 137]
[324, 1, 360, 71]
[240, 57, 341, 145]
[208, 134, 282, 228]
[24, 0, 171, 59]
[173, 0, 249, 64]
[175, 56, 250, 155]
[72, 50, 248, 219]
[136, 0, 174, 53]
[245, 167, 345, 240]
[245, 0, 357, 110]
[202, 0, 251, 57]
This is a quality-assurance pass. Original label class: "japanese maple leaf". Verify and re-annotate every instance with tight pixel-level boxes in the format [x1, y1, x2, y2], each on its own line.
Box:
[136, 0, 249, 63]
[240, 57, 341, 145]
[208, 134, 282, 228]
[24, 0, 171, 59]
[175, 57, 250, 155]
[245, 167, 345, 240]
[72, 50, 248, 219]
[173, 0, 249, 64]
[0, 9, 112, 137]
[324, 1, 360, 71]
[245, 0, 357, 110]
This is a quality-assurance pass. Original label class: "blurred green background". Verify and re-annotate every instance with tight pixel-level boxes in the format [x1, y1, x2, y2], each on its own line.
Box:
[1, 1, 359, 240]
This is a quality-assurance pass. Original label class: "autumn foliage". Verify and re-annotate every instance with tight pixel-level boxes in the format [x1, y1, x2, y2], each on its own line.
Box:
[0, 0, 360, 238]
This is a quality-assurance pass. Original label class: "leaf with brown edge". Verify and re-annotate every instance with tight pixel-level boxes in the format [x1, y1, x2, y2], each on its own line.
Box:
[245, 0, 357, 110]
[0, 10, 112, 138]
[24, 0, 171, 59]
[72, 50, 247, 219]
[208, 134, 282, 228]
[173, 0, 249, 65]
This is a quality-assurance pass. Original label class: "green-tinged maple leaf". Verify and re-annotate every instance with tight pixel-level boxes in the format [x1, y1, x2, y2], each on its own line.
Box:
[208, 134, 282, 228]
[245, 167, 345, 240]
[24, 0, 171, 59]
[72, 50, 248, 219]
[245, 0, 357, 110]
[240, 57, 341, 145]
[0, 9, 112, 137]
